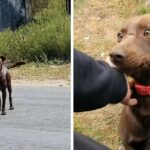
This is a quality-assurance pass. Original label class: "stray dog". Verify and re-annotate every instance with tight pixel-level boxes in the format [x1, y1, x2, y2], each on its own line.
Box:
[109, 14, 150, 150]
[0, 56, 25, 115]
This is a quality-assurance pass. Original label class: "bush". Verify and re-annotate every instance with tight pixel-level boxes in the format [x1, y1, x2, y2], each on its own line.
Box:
[137, 5, 150, 14]
[0, 0, 70, 62]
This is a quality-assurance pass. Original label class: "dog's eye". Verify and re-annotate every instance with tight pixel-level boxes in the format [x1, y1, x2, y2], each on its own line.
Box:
[144, 29, 150, 36]
[117, 32, 123, 42]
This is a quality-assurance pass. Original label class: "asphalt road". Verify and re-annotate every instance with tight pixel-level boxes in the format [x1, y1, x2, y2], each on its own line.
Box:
[0, 85, 71, 150]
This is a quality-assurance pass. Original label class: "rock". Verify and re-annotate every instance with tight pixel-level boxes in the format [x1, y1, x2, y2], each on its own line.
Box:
[0, 0, 31, 31]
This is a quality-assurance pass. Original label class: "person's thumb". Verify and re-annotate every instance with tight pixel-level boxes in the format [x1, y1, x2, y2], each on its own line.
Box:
[122, 98, 138, 106]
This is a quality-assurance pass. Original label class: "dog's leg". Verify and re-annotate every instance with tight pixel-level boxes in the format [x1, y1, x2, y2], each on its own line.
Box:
[2, 89, 6, 115]
[8, 84, 14, 110]
[0, 97, 1, 111]
[6, 73, 14, 110]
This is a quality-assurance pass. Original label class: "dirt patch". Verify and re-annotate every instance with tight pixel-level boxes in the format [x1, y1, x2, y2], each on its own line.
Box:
[12, 79, 70, 87]
[9, 63, 70, 81]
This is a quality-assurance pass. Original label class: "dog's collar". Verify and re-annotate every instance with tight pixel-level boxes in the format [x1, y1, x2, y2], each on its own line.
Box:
[135, 84, 150, 96]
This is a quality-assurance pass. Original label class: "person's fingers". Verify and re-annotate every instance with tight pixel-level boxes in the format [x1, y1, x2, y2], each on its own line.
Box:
[122, 98, 138, 106]
[128, 98, 138, 106]
[122, 82, 131, 101]
[121, 79, 138, 106]
[105, 57, 138, 106]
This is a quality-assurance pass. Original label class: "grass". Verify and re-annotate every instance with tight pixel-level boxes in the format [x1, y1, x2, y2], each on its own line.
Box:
[0, 0, 70, 62]
[0, 0, 71, 84]
[10, 63, 70, 81]
[74, 0, 144, 59]
[74, 105, 123, 149]
[74, 0, 148, 149]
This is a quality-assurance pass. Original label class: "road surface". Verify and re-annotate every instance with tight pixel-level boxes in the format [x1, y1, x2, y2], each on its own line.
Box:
[0, 84, 71, 150]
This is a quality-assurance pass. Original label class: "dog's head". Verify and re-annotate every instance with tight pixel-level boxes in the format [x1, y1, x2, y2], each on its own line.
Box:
[109, 14, 150, 83]
[0, 56, 6, 68]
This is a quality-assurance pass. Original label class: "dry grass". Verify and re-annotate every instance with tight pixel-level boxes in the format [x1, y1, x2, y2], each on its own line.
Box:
[74, 0, 145, 149]
[9, 63, 70, 81]
[74, 0, 144, 59]
[74, 104, 123, 149]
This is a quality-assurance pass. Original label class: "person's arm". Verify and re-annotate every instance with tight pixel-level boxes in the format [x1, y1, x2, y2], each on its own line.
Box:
[74, 132, 110, 150]
[74, 49, 127, 112]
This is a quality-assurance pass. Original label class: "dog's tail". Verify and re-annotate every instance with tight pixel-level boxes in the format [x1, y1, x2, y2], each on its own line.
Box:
[7, 62, 25, 69]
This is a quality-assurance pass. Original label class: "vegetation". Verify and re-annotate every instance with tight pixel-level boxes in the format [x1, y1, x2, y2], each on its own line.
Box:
[137, 5, 150, 14]
[0, 0, 70, 62]
[31, 0, 49, 15]
[10, 63, 70, 80]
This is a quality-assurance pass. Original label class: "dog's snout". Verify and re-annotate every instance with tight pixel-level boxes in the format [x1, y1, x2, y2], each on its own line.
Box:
[109, 49, 126, 62]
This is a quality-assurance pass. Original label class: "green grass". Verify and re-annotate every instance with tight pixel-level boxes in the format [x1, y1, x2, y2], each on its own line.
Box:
[0, 0, 70, 62]
[31, 0, 49, 16]
[137, 5, 150, 14]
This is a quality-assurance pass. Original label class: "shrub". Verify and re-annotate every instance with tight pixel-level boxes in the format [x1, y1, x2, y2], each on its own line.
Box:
[0, 0, 70, 62]
[137, 5, 150, 14]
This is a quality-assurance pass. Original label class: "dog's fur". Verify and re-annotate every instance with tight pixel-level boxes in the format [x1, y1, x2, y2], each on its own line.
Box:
[0, 56, 25, 115]
[110, 14, 150, 150]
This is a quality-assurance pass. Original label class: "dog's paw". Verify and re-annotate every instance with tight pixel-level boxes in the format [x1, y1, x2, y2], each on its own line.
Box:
[9, 106, 14, 110]
[1, 111, 6, 115]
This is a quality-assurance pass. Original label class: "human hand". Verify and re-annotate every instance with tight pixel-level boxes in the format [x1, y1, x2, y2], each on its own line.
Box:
[121, 81, 137, 106]
[105, 56, 137, 106]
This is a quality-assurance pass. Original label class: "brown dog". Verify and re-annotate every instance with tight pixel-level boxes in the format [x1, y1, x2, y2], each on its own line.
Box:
[109, 14, 150, 150]
[0, 56, 25, 115]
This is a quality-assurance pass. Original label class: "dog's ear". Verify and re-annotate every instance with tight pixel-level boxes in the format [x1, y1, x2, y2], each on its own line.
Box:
[0, 56, 6, 62]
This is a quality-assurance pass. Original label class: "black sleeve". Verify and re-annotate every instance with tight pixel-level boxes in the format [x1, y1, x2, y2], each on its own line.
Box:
[74, 132, 110, 150]
[74, 49, 127, 112]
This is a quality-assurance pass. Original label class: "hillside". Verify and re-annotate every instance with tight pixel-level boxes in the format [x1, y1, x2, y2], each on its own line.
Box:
[0, 0, 70, 62]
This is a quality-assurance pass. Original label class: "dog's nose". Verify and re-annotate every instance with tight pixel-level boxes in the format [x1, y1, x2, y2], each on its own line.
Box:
[109, 49, 126, 62]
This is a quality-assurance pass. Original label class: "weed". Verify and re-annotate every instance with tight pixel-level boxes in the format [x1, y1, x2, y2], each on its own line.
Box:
[0, 0, 70, 62]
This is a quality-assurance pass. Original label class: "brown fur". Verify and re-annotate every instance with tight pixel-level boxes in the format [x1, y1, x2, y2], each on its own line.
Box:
[0, 56, 25, 115]
[110, 14, 150, 150]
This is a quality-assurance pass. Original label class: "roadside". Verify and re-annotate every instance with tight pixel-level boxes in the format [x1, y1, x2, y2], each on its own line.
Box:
[12, 79, 70, 87]
[9, 63, 70, 86]
[0, 85, 70, 150]
[0, 63, 71, 150]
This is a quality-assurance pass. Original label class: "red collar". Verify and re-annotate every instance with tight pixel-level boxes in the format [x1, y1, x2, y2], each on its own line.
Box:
[135, 84, 150, 96]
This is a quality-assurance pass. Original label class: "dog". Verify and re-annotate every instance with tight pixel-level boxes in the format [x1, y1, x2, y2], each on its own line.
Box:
[0, 56, 25, 115]
[109, 14, 150, 150]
